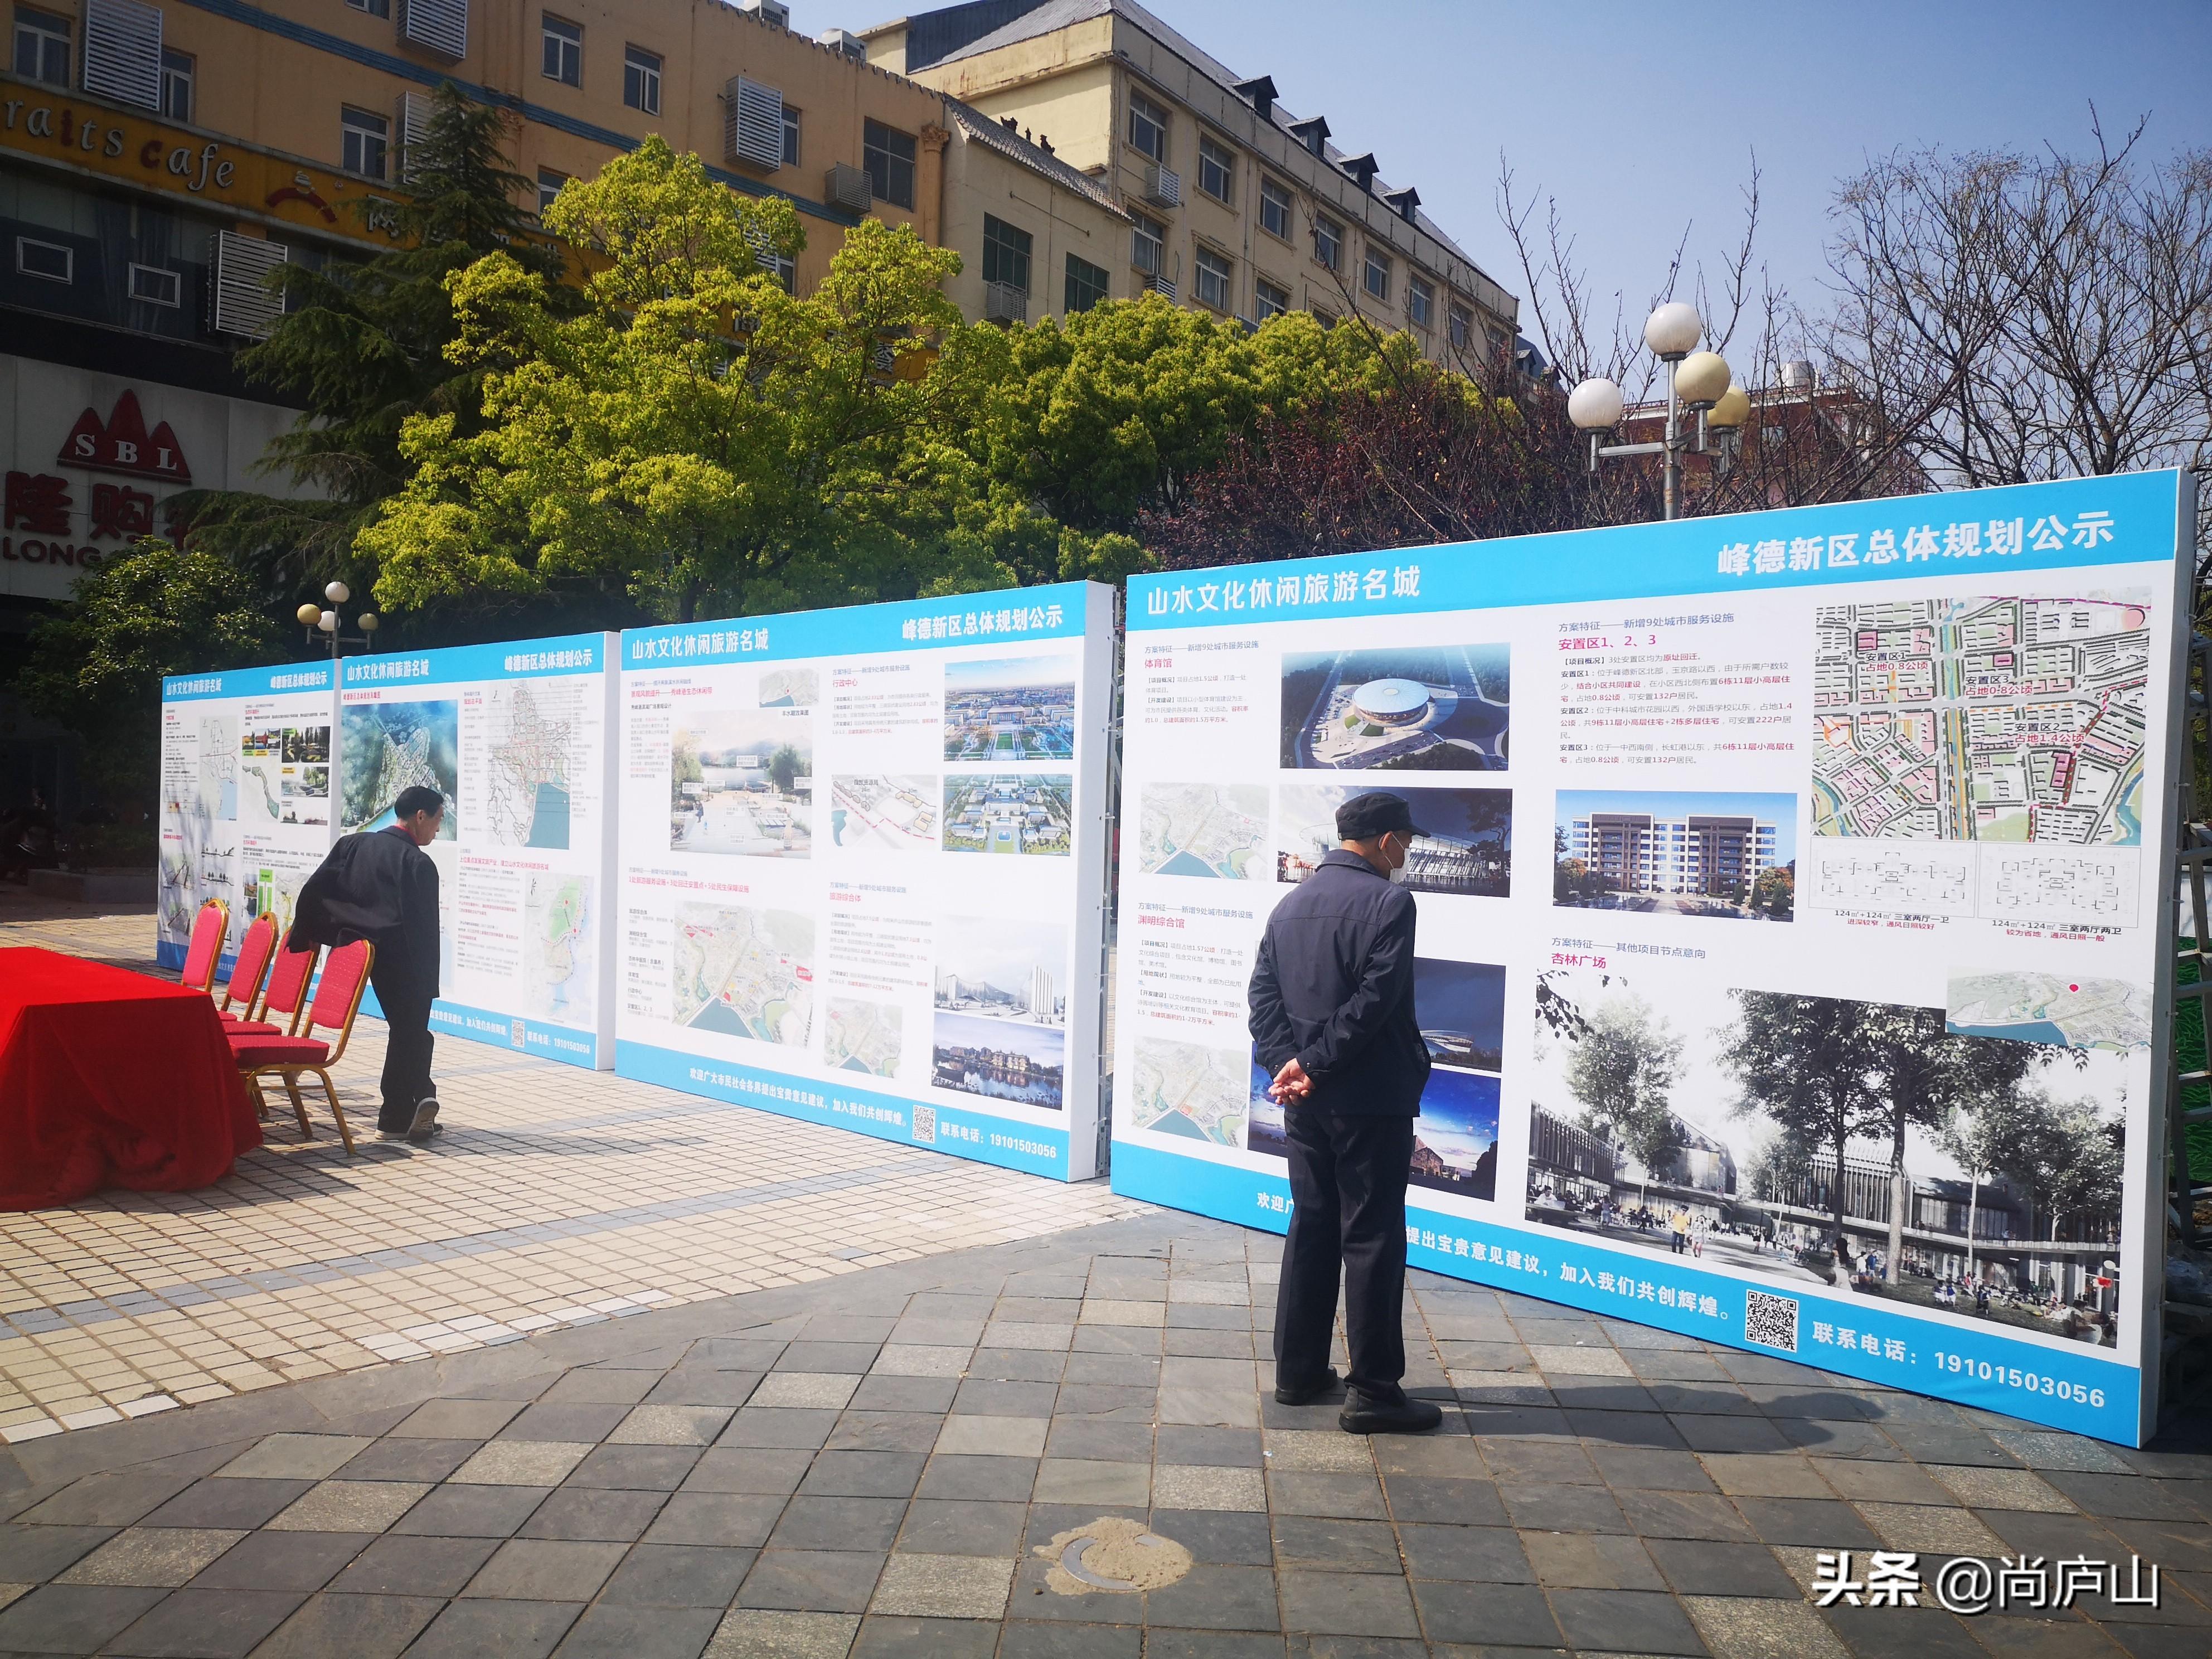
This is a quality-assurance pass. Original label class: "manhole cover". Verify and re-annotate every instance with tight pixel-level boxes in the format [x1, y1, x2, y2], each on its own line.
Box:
[1033, 1516, 1192, 1595]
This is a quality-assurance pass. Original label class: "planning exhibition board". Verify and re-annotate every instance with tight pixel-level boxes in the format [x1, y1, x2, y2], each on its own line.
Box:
[157, 660, 338, 970]
[612, 583, 1115, 1181]
[1110, 470, 2192, 1445]
[334, 634, 619, 1069]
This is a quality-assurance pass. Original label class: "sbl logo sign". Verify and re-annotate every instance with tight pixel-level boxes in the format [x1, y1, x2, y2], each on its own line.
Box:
[55, 390, 193, 484]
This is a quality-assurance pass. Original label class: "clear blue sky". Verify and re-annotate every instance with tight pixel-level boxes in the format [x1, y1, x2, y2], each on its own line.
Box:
[789, 0, 2210, 355]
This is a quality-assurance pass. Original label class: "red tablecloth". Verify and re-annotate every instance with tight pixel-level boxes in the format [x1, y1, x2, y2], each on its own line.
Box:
[0, 947, 260, 1209]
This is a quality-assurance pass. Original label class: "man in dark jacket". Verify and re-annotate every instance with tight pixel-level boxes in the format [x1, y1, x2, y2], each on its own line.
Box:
[1249, 789, 1440, 1434]
[293, 784, 445, 1143]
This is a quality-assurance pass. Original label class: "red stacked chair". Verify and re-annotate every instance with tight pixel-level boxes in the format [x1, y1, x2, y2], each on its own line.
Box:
[215, 913, 278, 1026]
[178, 899, 229, 993]
[230, 938, 374, 1155]
[228, 933, 319, 1039]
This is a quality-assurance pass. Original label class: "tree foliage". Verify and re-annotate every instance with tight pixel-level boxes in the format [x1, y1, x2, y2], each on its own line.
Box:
[1563, 994, 1685, 1203]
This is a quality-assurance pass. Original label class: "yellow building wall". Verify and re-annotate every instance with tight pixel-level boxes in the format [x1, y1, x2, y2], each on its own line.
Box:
[939, 124, 1125, 325]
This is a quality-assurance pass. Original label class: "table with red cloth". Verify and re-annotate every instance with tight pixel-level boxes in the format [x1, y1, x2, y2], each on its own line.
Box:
[0, 946, 261, 1210]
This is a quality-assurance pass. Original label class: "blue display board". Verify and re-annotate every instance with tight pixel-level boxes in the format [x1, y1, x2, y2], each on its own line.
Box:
[1110, 471, 2191, 1444]
[613, 583, 1117, 1180]
[337, 633, 618, 1069]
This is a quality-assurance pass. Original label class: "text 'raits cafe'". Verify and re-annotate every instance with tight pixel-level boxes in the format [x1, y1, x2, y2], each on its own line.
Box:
[3, 393, 191, 571]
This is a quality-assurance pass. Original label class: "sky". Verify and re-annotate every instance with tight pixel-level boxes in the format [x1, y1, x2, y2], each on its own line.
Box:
[784, 0, 2211, 368]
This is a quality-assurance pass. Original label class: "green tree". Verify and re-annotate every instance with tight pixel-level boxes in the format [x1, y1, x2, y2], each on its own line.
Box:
[1720, 989, 1891, 1268]
[1749, 864, 1794, 919]
[767, 743, 803, 794]
[177, 85, 555, 601]
[1977, 1092, 2125, 1293]
[361, 138, 985, 623]
[20, 543, 282, 811]
[1563, 993, 1685, 1207]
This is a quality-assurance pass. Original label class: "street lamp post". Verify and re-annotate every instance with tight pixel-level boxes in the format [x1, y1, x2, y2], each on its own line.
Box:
[1567, 303, 1749, 521]
[294, 580, 381, 662]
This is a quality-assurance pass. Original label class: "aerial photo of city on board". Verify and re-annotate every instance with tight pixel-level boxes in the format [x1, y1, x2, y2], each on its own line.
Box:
[943, 654, 1078, 761]
[1129, 1035, 1249, 1148]
[943, 774, 1072, 856]
[829, 774, 938, 852]
[1277, 783, 1511, 896]
[342, 700, 459, 836]
[1811, 593, 2150, 845]
[1279, 644, 1510, 771]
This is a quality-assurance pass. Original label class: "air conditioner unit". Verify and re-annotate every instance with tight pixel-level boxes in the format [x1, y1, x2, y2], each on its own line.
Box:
[1147, 273, 1177, 301]
[983, 282, 1028, 324]
[81, 0, 162, 109]
[211, 231, 288, 338]
[400, 0, 467, 57]
[724, 76, 784, 170]
[735, 0, 789, 27]
[1143, 164, 1181, 208]
[826, 162, 872, 214]
[817, 26, 865, 61]
[396, 90, 433, 182]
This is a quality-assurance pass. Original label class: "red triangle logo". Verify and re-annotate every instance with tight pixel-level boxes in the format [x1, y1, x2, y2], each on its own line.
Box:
[144, 421, 192, 483]
[54, 391, 193, 482]
[58, 407, 104, 467]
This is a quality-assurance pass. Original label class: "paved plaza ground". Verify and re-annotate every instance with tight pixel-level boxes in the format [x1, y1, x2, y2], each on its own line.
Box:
[3, 896, 2211, 1657]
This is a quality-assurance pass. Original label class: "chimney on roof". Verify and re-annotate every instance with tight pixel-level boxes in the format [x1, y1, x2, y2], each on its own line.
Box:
[1339, 152, 1378, 192]
[1288, 115, 1328, 157]
[1382, 185, 1419, 224]
[1234, 75, 1276, 120]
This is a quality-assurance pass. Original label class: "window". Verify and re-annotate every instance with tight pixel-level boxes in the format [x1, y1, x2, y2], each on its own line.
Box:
[1065, 252, 1109, 314]
[1193, 245, 1230, 311]
[1363, 247, 1390, 302]
[128, 262, 181, 307]
[537, 168, 568, 216]
[623, 43, 660, 114]
[1127, 89, 1167, 163]
[1447, 299, 1472, 349]
[1131, 214, 1163, 275]
[1408, 273, 1433, 330]
[341, 106, 389, 178]
[346, 0, 390, 17]
[864, 119, 915, 211]
[781, 104, 799, 166]
[1259, 176, 1292, 240]
[1312, 214, 1340, 271]
[13, 6, 68, 84]
[15, 236, 71, 282]
[158, 46, 193, 122]
[541, 13, 580, 86]
[1254, 276, 1289, 322]
[1196, 133, 1233, 203]
[756, 245, 794, 292]
[1312, 307, 1336, 331]
[982, 214, 1032, 293]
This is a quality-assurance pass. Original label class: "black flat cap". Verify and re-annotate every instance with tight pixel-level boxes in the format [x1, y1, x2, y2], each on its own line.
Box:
[1336, 790, 1424, 840]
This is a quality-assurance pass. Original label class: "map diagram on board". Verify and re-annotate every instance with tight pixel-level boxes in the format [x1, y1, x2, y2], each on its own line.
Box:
[484, 681, 579, 850]
[198, 715, 238, 821]
[1138, 784, 1268, 878]
[824, 997, 901, 1076]
[525, 872, 593, 1025]
[342, 701, 459, 835]
[1946, 971, 2151, 1052]
[1129, 1036, 1249, 1147]
[1812, 594, 2150, 845]
[672, 901, 813, 1045]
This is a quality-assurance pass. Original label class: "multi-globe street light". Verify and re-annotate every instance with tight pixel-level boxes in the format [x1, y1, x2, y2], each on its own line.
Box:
[294, 580, 380, 662]
[1568, 302, 1751, 521]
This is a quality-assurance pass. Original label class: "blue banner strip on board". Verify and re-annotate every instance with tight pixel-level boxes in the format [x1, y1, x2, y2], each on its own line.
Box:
[620, 581, 1093, 671]
[162, 660, 335, 702]
[341, 633, 609, 692]
[615, 1039, 1071, 1180]
[1109, 1142, 2138, 1443]
[1128, 470, 2185, 629]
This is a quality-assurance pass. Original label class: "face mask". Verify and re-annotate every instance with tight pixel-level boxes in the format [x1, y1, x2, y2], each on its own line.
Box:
[1387, 836, 1411, 884]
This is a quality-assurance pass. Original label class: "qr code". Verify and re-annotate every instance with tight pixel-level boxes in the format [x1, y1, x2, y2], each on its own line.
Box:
[911, 1105, 937, 1144]
[1744, 1288, 1799, 1352]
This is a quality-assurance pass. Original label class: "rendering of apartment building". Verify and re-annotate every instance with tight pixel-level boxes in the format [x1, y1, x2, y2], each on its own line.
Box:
[860, 0, 1519, 363]
[1566, 809, 1781, 899]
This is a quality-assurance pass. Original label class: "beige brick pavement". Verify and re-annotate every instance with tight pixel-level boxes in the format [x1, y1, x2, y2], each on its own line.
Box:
[0, 893, 1145, 1444]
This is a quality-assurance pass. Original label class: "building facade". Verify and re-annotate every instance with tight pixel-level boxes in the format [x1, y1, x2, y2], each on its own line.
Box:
[1566, 809, 1781, 899]
[861, 0, 1518, 362]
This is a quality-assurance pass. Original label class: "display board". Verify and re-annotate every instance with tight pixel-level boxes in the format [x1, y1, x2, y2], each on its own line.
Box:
[613, 583, 1114, 1180]
[1110, 470, 2191, 1444]
[158, 660, 338, 970]
[336, 634, 619, 1069]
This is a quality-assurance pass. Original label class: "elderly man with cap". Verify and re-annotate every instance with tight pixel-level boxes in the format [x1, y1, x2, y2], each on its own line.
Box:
[1249, 789, 1442, 1434]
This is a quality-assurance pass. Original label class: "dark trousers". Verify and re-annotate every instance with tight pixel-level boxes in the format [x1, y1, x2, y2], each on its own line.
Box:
[1274, 1109, 1415, 1400]
[371, 961, 435, 1131]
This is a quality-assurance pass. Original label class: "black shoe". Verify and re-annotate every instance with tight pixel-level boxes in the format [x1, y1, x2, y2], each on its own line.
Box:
[1338, 1390, 1443, 1435]
[406, 1095, 442, 1144]
[1274, 1367, 1341, 1405]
